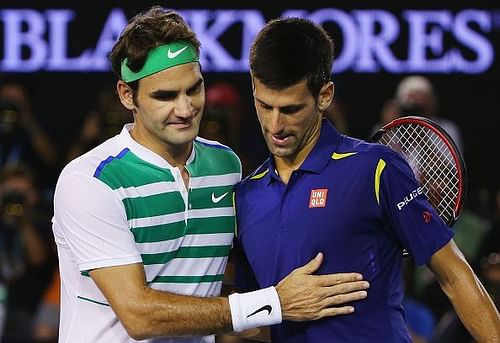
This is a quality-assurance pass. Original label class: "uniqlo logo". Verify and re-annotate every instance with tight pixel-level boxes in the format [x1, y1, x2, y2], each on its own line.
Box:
[309, 189, 328, 208]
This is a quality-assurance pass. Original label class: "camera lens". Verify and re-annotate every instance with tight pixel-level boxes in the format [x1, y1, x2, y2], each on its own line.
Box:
[0, 100, 20, 135]
[4, 203, 24, 217]
[0, 190, 26, 217]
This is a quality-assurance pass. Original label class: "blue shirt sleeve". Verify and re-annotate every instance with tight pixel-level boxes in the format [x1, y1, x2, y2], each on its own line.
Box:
[379, 150, 454, 266]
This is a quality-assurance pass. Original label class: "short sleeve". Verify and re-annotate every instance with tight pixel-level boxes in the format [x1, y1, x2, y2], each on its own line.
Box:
[53, 172, 142, 271]
[379, 151, 453, 266]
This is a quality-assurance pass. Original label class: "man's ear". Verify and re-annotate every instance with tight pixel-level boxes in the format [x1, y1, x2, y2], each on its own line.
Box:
[116, 80, 135, 111]
[318, 81, 334, 112]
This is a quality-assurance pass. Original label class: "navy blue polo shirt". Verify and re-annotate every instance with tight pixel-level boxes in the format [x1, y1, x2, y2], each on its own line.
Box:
[234, 120, 453, 343]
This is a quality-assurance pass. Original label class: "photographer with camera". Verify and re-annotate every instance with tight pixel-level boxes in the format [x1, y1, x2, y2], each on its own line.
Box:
[395, 75, 464, 153]
[0, 81, 59, 190]
[0, 165, 56, 342]
[65, 87, 132, 163]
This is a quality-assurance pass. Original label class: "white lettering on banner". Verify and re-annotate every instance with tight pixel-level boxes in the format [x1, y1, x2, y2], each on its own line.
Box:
[0, 8, 495, 73]
[404, 10, 452, 72]
[92, 8, 129, 70]
[305, 9, 358, 72]
[181, 10, 265, 71]
[1, 9, 47, 71]
[453, 9, 494, 73]
[353, 10, 403, 73]
[46, 10, 91, 71]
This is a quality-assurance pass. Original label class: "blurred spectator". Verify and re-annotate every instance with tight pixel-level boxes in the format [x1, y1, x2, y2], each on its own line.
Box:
[395, 75, 463, 153]
[203, 82, 242, 146]
[370, 76, 464, 154]
[0, 81, 59, 188]
[0, 165, 56, 342]
[65, 88, 132, 162]
[370, 98, 400, 137]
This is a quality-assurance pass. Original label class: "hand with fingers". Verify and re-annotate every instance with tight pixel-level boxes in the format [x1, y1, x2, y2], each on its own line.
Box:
[275, 252, 369, 321]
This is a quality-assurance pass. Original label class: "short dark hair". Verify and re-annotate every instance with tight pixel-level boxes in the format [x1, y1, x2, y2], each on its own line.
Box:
[109, 6, 200, 92]
[250, 18, 334, 98]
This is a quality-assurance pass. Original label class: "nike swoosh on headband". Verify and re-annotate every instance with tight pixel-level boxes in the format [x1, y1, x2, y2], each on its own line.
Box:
[167, 45, 188, 59]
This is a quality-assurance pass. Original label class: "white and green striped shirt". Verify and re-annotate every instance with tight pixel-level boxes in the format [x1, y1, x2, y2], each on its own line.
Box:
[52, 124, 241, 343]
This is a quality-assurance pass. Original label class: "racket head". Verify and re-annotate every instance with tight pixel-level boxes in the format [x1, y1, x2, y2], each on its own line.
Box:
[371, 116, 467, 226]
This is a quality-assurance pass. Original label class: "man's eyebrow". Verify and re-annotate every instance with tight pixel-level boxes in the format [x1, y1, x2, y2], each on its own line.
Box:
[255, 97, 271, 107]
[187, 78, 204, 93]
[149, 77, 204, 98]
[255, 97, 305, 112]
[279, 104, 305, 113]
[150, 89, 178, 98]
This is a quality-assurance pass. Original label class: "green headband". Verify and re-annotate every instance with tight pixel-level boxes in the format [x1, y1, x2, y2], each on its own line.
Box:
[120, 41, 199, 83]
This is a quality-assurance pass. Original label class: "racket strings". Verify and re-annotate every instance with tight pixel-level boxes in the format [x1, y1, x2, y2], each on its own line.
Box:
[379, 123, 459, 223]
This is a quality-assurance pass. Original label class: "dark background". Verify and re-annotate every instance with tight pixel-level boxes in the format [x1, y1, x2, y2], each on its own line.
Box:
[1, 0, 499, 194]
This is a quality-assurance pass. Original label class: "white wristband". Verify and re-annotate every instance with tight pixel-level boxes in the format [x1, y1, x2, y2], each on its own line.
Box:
[228, 286, 282, 332]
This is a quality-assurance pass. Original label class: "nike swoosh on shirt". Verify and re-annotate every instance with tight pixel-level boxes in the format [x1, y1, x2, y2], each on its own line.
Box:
[247, 304, 272, 318]
[331, 151, 358, 160]
[211, 192, 229, 204]
[167, 45, 188, 59]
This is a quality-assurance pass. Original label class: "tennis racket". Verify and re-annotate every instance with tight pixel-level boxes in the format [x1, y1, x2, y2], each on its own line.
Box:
[370, 116, 467, 227]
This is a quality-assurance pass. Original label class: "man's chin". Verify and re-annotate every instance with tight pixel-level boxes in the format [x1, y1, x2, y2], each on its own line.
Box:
[168, 126, 198, 138]
[269, 145, 294, 158]
[162, 131, 198, 146]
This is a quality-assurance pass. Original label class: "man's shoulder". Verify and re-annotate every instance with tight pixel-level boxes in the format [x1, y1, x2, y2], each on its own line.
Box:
[334, 135, 400, 165]
[236, 160, 270, 193]
[194, 137, 241, 172]
[59, 135, 126, 184]
[195, 137, 237, 155]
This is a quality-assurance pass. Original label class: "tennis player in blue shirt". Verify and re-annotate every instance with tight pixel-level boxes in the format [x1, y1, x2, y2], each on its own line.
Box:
[234, 17, 500, 342]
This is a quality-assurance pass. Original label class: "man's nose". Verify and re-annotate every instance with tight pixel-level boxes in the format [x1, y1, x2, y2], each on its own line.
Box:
[268, 109, 284, 134]
[175, 94, 193, 117]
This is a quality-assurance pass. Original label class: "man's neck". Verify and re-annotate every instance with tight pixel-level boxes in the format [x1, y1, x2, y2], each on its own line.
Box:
[274, 132, 319, 185]
[130, 127, 192, 168]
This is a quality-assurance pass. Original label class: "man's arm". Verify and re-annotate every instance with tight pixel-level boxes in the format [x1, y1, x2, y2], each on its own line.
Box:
[90, 252, 369, 340]
[428, 239, 500, 343]
[90, 263, 231, 340]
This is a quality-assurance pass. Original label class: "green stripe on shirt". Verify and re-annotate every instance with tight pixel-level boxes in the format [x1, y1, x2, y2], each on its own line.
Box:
[141, 245, 231, 265]
[122, 191, 185, 220]
[151, 274, 224, 284]
[97, 151, 175, 189]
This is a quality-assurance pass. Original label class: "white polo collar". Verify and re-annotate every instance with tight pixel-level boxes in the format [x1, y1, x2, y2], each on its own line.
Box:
[118, 124, 196, 169]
